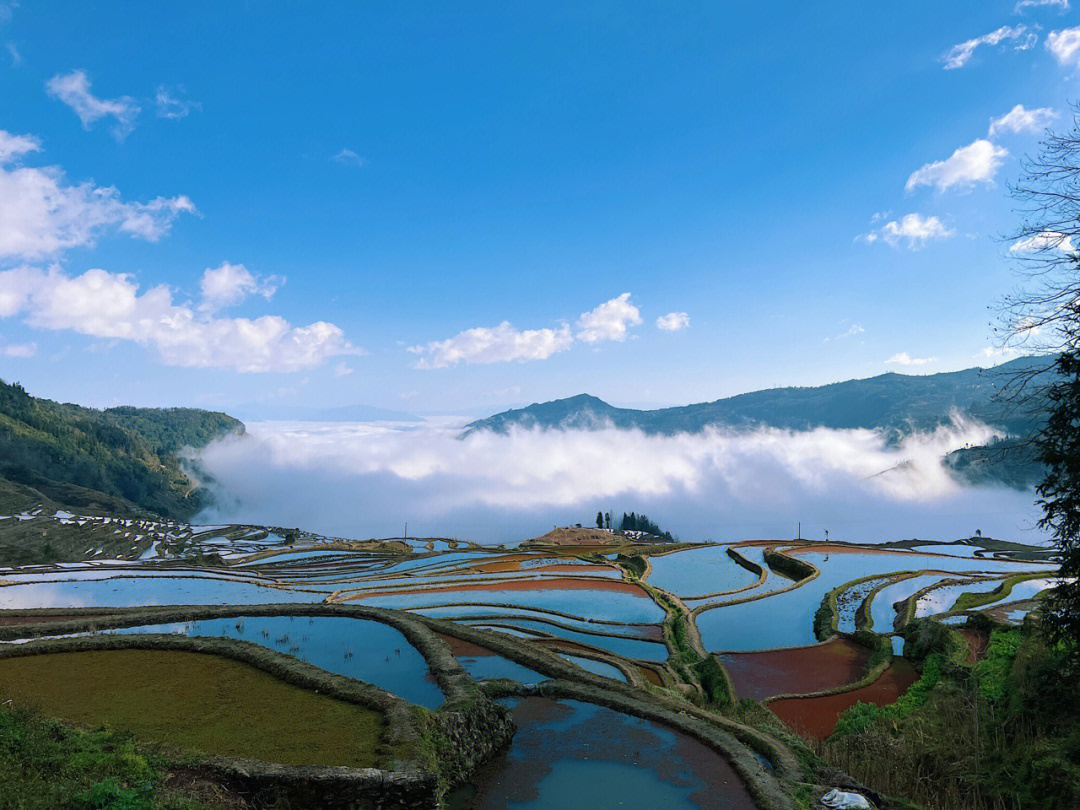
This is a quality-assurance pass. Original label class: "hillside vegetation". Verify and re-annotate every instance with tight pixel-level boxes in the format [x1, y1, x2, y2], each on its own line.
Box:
[821, 619, 1080, 810]
[0, 379, 243, 520]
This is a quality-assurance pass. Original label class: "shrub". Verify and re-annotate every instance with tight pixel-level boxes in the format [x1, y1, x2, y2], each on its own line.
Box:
[973, 630, 1023, 702]
[72, 778, 153, 810]
[616, 554, 646, 579]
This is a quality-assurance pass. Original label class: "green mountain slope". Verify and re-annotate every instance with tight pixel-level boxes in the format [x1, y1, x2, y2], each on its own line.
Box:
[0, 379, 244, 519]
[465, 357, 1054, 488]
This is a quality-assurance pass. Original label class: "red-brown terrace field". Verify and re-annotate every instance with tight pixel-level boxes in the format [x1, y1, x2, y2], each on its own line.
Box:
[719, 638, 871, 700]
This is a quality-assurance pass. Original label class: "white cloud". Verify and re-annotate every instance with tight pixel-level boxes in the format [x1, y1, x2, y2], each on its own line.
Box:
[988, 104, 1058, 136]
[1051, 26, 1080, 70]
[333, 361, 353, 377]
[0, 129, 196, 261]
[977, 345, 1024, 363]
[155, 86, 200, 120]
[410, 321, 574, 369]
[866, 213, 955, 248]
[0, 266, 358, 372]
[115, 195, 198, 240]
[576, 293, 642, 343]
[943, 26, 1032, 69]
[45, 70, 140, 140]
[5, 42, 19, 67]
[825, 323, 865, 342]
[905, 139, 1008, 193]
[198, 262, 281, 311]
[0, 130, 40, 162]
[1010, 230, 1076, 253]
[0, 341, 35, 358]
[656, 311, 690, 332]
[332, 149, 366, 167]
[886, 352, 939, 366]
[410, 294, 643, 368]
[1047, 26, 1080, 66]
[1016, 0, 1069, 11]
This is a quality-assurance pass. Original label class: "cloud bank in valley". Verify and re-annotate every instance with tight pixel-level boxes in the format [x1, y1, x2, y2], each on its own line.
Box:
[193, 417, 1047, 545]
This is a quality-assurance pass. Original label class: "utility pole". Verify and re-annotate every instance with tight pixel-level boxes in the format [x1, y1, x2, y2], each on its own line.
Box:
[797, 521, 801, 541]
[404, 521, 407, 541]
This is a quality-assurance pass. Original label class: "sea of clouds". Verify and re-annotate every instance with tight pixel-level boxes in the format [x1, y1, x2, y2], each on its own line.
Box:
[192, 416, 1048, 545]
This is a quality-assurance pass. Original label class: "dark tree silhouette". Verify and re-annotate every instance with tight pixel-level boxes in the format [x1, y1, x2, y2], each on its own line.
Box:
[1000, 106, 1080, 664]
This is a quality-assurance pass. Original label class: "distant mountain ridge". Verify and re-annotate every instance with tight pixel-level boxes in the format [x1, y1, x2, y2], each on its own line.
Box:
[465, 357, 1054, 488]
[0, 379, 244, 519]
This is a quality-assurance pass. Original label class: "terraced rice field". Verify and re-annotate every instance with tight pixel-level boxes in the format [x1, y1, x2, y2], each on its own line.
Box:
[719, 639, 871, 700]
[768, 658, 920, 739]
[0, 525, 1059, 808]
[0, 648, 386, 766]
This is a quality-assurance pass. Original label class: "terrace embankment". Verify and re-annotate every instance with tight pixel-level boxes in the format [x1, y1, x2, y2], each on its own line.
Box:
[341, 576, 645, 599]
[0, 612, 88, 626]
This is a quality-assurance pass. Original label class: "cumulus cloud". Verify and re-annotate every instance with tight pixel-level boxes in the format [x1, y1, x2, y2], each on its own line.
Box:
[1010, 230, 1076, 253]
[45, 70, 140, 140]
[0, 266, 358, 372]
[1047, 26, 1080, 66]
[5, 43, 19, 67]
[410, 322, 573, 368]
[885, 352, 939, 366]
[155, 86, 201, 120]
[943, 26, 1034, 69]
[410, 294, 642, 368]
[656, 311, 690, 332]
[193, 416, 1041, 543]
[575, 293, 641, 343]
[333, 361, 353, 377]
[198, 262, 281, 311]
[0, 129, 196, 261]
[988, 104, 1058, 136]
[866, 213, 955, 248]
[905, 139, 1008, 193]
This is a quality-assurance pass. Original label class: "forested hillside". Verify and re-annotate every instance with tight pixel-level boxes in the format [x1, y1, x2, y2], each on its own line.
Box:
[0, 379, 244, 519]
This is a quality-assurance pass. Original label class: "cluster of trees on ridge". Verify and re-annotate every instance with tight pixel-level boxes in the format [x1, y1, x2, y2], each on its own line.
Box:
[592, 509, 675, 541]
[0, 378, 244, 520]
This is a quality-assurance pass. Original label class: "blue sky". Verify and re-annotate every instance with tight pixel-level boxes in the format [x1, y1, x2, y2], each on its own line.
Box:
[1, 1, 1077, 415]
